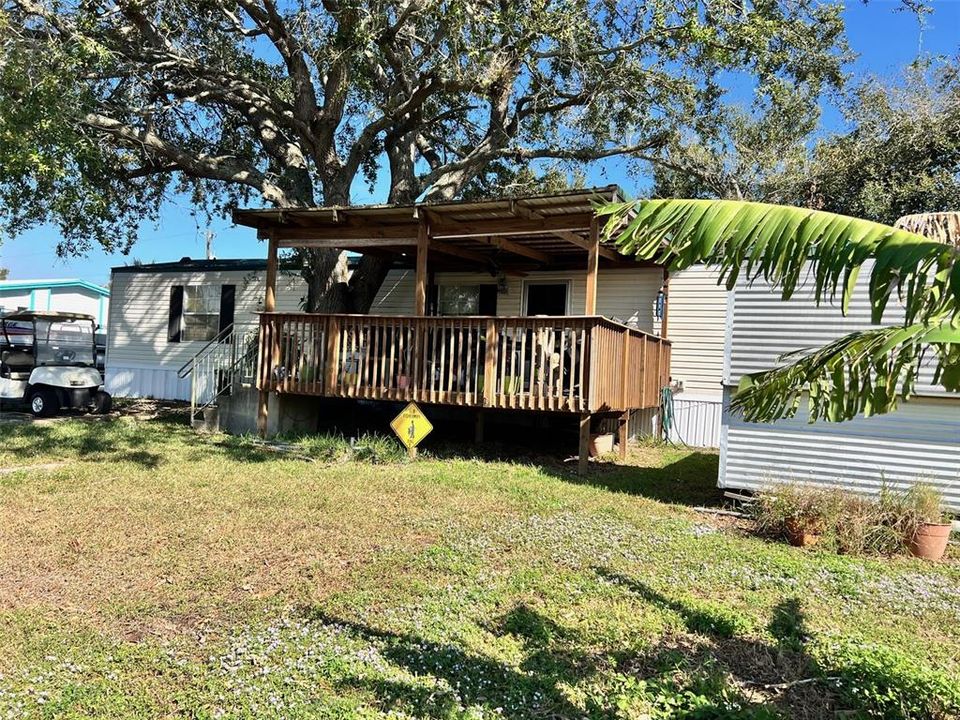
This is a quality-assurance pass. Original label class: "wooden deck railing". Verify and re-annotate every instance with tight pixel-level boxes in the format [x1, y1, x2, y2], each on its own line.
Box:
[257, 313, 670, 413]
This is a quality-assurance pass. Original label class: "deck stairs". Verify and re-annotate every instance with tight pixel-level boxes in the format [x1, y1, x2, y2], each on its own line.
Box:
[177, 325, 259, 427]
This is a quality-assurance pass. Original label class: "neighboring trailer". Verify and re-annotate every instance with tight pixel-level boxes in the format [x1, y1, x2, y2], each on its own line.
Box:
[0, 279, 110, 327]
[719, 267, 960, 511]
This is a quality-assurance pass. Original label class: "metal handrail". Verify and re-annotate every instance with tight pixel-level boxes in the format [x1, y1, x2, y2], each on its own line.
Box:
[189, 326, 260, 425]
[177, 323, 235, 378]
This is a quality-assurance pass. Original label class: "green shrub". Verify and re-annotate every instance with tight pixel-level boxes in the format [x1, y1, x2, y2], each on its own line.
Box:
[752, 482, 953, 556]
[750, 484, 842, 538]
[812, 637, 960, 719]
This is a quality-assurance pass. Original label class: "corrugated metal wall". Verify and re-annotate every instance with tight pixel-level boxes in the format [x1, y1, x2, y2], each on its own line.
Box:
[720, 390, 960, 510]
[671, 397, 724, 448]
[720, 265, 960, 509]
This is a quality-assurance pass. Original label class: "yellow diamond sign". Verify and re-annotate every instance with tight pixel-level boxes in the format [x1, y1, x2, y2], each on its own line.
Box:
[390, 402, 434, 451]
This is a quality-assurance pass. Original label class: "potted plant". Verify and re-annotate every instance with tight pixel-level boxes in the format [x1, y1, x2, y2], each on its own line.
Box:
[785, 513, 826, 548]
[903, 485, 953, 561]
[754, 485, 834, 548]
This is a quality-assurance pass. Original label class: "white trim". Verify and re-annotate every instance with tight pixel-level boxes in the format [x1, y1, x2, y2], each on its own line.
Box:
[521, 278, 572, 316]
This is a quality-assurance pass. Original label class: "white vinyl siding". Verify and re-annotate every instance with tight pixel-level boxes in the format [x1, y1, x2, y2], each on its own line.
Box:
[105, 268, 306, 399]
[107, 268, 306, 368]
[666, 266, 727, 399]
[371, 267, 663, 331]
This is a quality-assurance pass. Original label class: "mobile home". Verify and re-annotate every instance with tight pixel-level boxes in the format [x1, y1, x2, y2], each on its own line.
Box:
[719, 268, 960, 511]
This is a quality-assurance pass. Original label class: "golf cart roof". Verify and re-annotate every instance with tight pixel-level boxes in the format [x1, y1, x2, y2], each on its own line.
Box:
[2, 311, 96, 323]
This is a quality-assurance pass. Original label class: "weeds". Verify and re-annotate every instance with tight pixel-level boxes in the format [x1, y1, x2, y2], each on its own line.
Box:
[751, 483, 955, 556]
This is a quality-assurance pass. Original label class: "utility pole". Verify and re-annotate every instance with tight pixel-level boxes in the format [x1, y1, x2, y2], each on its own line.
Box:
[205, 230, 215, 260]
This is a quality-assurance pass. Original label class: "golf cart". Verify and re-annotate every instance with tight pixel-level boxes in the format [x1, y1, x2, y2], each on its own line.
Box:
[0, 311, 112, 417]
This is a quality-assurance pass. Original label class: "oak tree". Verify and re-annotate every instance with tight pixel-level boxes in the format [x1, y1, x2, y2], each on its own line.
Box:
[2, 0, 848, 309]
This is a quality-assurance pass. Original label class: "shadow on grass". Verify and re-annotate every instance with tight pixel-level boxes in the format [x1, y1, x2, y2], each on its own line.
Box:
[594, 569, 958, 720]
[568, 450, 722, 507]
[303, 595, 814, 719]
[301, 572, 953, 719]
[0, 418, 166, 469]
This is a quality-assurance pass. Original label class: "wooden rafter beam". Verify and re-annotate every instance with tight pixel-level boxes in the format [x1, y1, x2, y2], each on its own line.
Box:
[277, 236, 416, 248]
[428, 239, 490, 265]
[481, 235, 552, 263]
[267, 213, 595, 244]
[423, 211, 554, 264]
[430, 214, 594, 238]
[511, 200, 630, 263]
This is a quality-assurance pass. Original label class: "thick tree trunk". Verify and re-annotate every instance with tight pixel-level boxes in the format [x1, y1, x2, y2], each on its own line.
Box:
[295, 135, 421, 314]
[295, 178, 395, 314]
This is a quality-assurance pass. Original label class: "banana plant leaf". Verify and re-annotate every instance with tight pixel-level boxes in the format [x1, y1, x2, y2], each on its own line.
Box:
[596, 198, 960, 422]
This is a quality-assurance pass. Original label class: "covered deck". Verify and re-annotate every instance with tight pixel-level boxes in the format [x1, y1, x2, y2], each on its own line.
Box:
[233, 187, 671, 469]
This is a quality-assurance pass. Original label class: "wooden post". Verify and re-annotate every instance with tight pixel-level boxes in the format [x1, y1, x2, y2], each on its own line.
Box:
[324, 315, 341, 393]
[585, 218, 599, 315]
[578, 412, 592, 474]
[414, 216, 429, 315]
[264, 235, 279, 313]
[660, 268, 670, 338]
[618, 410, 629, 460]
[483, 318, 497, 406]
[620, 331, 630, 409]
[257, 236, 279, 437]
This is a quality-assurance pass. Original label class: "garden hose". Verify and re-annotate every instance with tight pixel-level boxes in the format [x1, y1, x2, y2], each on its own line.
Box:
[660, 385, 674, 442]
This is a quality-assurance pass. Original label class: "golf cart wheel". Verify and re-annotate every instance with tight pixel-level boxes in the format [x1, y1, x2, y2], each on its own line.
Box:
[92, 390, 113, 415]
[29, 389, 59, 418]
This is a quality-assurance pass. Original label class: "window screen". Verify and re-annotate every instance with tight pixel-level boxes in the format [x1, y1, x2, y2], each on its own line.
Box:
[182, 286, 221, 341]
[438, 285, 481, 316]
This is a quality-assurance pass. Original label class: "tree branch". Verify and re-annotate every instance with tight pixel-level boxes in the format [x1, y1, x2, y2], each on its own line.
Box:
[82, 113, 293, 206]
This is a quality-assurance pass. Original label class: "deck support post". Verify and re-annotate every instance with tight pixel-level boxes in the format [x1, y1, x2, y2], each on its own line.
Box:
[618, 410, 630, 460]
[415, 217, 429, 316]
[578, 412, 592, 474]
[324, 315, 340, 392]
[257, 235, 279, 437]
[585, 218, 599, 315]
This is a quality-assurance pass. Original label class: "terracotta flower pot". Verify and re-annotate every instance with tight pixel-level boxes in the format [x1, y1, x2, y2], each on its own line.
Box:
[785, 519, 822, 548]
[908, 522, 952, 561]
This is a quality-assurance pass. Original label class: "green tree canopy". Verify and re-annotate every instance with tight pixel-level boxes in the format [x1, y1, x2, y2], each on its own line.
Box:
[648, 59, 960, 221]
[0, 0, 850, 309]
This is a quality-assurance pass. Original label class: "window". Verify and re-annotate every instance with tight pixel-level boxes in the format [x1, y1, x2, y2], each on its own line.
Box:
[168, 284, 235, 343]
[524, 282, 569, 316]
[182, 286, 221, 341]
[436, 285, 498, 316]
[438, 285, 480, 316]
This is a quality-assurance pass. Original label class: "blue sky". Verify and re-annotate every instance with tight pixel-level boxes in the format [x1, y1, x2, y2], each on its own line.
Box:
[2, 0, 958, 286]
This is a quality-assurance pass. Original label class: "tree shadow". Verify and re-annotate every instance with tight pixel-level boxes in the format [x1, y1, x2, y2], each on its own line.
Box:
[0, 419, 164, 469]
[303, 598, 811, 719]
[307, 605, 598, 719]
[566, 451, 723, 507]
[595, 569, 849, 719]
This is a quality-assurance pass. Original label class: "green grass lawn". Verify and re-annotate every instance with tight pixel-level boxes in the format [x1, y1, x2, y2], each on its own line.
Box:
[0, 410, 957, 719]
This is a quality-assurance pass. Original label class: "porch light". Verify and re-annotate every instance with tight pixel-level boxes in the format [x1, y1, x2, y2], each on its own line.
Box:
[497, 274, 509, 294]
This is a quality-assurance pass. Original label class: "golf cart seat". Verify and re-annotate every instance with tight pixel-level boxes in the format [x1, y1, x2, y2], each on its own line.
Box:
[2, 349, 34, 380]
